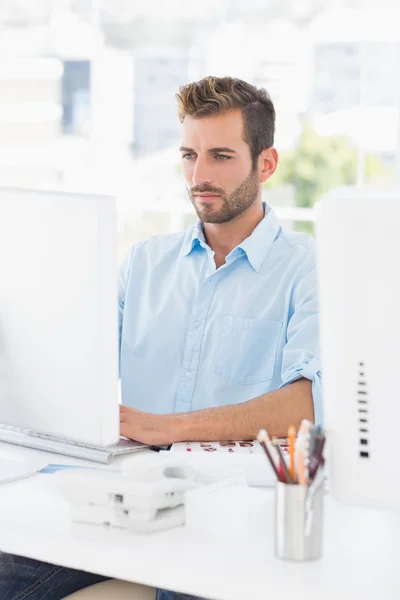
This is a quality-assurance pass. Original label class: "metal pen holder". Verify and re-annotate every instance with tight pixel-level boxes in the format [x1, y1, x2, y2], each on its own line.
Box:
[274, 481, 324, 561]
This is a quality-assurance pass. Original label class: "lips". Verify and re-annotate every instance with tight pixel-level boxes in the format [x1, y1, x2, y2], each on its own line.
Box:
[195, 194, 220, 202]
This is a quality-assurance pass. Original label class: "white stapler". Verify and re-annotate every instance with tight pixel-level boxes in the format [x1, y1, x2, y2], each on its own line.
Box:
[55, 455, 199, 533]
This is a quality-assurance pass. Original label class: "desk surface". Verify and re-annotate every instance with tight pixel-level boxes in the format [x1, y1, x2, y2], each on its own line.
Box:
[0, 441, 399, 600]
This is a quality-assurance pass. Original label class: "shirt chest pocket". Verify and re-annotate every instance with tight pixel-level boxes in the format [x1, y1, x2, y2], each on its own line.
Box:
[214, 314, 282, 385]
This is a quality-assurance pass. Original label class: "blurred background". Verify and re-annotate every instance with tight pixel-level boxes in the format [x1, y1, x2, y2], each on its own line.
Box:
[1, 0, 399, 261]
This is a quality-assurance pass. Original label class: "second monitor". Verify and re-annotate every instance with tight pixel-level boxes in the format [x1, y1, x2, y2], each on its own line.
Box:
[316, 186, 400, 510]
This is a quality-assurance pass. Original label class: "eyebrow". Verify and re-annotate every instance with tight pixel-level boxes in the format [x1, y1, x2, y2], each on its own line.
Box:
[179, 146, 237, 154]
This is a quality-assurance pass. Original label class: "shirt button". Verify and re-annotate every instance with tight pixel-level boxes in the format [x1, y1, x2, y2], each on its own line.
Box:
[185, 371, 193, 379]
[194, 320, 201, 329]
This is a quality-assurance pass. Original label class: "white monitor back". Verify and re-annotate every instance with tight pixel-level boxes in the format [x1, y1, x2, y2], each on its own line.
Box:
[316, 186, 400, 510]
[0, 187, 119, 446]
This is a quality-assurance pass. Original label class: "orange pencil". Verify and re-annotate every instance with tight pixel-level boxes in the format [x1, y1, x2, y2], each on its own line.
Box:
[288, 425, 296, 482]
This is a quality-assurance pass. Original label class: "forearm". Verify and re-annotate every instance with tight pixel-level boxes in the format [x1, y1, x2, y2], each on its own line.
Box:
[168, 378, 314, 442]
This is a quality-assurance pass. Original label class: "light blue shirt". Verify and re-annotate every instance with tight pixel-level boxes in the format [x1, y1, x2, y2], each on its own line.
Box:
[119, 206, 323, 425]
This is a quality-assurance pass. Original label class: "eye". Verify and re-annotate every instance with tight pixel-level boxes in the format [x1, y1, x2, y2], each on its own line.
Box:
[214, 154, 232, 161]
[182, 153, 196, 160]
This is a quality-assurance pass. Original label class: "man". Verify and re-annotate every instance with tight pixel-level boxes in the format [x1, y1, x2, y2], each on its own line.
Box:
[0, 76, 322, 599]
[119, 76, 321, 444]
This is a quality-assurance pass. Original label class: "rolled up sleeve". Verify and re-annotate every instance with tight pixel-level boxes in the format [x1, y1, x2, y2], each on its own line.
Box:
[279, 253, 323, 425]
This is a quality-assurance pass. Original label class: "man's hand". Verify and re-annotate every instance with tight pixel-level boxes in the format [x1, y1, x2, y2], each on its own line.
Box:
[119, 405, 175, 445]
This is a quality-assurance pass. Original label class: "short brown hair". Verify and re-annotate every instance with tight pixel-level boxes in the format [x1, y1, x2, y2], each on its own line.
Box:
[176, 76, 275, 169]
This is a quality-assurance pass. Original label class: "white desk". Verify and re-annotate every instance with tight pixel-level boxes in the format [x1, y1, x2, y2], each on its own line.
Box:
[0, 440, 399, 600]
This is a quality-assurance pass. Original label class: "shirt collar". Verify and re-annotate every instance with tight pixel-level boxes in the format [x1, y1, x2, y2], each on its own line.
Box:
[181, 203, 281, 272]
[181, 220, 207, 256]
[238, 205, 281, 271]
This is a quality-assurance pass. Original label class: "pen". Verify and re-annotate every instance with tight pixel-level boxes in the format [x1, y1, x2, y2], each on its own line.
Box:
[309, 425, 322, 459]
[309, 435, 326, 481]
[272, 438, 293, 483]
[288, 425, 296, 482]
[257, 429, 283, 482]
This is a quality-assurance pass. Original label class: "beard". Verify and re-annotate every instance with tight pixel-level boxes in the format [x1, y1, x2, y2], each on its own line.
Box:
[188, 168, 260, 224]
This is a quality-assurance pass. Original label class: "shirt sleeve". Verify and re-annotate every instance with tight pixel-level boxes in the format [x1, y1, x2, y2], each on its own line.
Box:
[118, 247, 134, 377]
[279, 249, 323, 426]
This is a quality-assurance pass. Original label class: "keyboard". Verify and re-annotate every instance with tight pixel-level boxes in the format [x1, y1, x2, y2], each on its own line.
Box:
[0, 423, 149, 464]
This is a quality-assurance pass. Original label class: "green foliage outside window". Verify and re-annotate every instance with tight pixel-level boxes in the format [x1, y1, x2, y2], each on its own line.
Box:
[265, 121, 387, 234]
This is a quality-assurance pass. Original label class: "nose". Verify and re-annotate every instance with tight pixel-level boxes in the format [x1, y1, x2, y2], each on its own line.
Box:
[191, 156, 213, 187]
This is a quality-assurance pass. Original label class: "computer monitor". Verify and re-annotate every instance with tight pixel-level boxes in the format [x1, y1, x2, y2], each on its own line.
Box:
[315, 186, 400, 510]
[0, 186, 119, 447]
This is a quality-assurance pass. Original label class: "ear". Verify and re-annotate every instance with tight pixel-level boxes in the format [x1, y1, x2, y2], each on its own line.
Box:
[258, 148, 278, 183]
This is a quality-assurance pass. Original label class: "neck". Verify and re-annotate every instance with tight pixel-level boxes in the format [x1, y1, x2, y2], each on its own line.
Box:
[203, 201, 264, 261]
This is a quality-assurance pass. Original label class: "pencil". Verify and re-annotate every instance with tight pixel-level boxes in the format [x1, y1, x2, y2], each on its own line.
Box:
[257, 429, 282, 482]
[288, 425, 296, 482]
[272, 438, 293, 483]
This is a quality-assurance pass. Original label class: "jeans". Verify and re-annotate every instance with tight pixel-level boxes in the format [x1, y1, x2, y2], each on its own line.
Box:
[0, 553, 204, 600]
